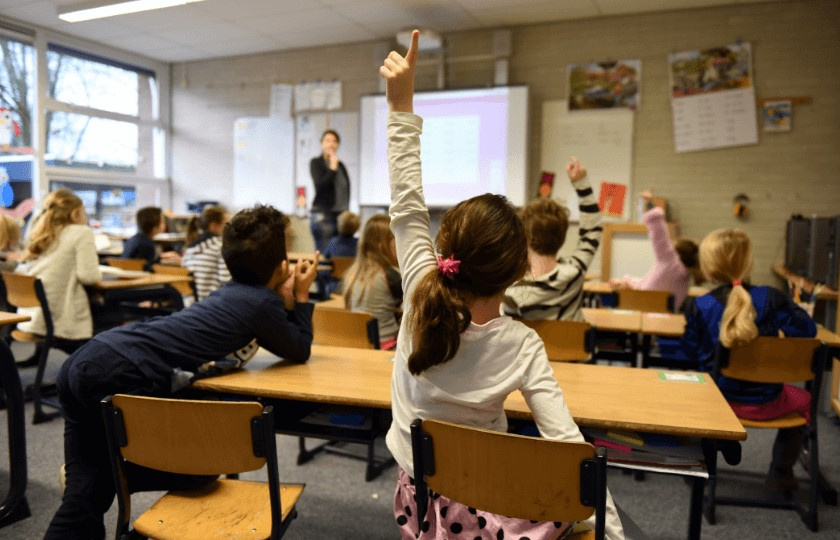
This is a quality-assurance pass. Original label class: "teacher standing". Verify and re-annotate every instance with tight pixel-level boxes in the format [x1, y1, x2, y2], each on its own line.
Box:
[309, 129, 350, 253]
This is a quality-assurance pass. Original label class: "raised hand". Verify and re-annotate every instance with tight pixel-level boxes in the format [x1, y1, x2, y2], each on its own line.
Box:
[327, 151, 339, 171]
[566, 156, 587, 183]
[379, 29, 419, 113]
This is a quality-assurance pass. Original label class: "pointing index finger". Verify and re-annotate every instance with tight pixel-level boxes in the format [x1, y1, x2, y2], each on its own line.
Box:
[405, 29, 419, 66]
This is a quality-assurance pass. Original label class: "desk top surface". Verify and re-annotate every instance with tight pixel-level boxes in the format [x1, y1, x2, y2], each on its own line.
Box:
[193, 344, 746, 441]
[582, 308, 641, 332]
[0, 311, 30, 326]
[91, 273, 192, 290]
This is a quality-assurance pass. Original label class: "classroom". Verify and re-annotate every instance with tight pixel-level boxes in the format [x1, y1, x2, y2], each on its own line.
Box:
[0, 0, 839, 539]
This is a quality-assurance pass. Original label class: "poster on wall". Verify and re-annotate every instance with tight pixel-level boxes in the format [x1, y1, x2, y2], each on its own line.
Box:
[762, 100, 792, 132]
[668, 42, 758, 153]
[567, 60, 641, 111]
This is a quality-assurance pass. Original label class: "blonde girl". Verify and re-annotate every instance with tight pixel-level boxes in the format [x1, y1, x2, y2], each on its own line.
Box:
[379, 31, 624, 540]
[18, 189, 101, 346]
[342, 214, 402, 350]
[182, 206, 231, 300]
[0, 214, 22, 272]
[679, 228, 815, 492]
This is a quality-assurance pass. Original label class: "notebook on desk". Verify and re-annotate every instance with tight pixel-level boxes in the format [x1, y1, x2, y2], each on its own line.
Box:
[98, 265, 149, 279]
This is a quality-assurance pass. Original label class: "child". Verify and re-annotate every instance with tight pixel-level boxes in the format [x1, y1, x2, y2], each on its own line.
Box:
[342, 214, 402, 350]
[324, 210, 360, 259]
[679, 228, 815, 492]
[181, 205, 230, 300]
[122, 206, 180, 269]
[379, 31, 624, 540]
[45, 205, 319, 540]
[0, 213, 21, 272]
[503, 159, 602, 321]
[18, 189, 101, 350]
[609, 198, 701, 311]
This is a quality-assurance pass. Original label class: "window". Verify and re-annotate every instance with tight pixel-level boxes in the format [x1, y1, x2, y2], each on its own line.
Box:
[45, 45, 160, 176]
[0, 34, 36, 210]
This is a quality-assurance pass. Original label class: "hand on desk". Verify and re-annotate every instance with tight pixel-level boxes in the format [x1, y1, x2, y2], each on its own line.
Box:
[160, 251, 182, 265]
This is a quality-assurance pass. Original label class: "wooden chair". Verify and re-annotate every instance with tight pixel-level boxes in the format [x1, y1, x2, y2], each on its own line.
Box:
[517, 319, 594, 362]
[312, 307, 379, 349]
[152, 264, 196, 300]
[706, 337, 834, 531]
[616, 289, 674, 313]
[106, 258, 146, 272]
[2, 272, 60, 424]
[329, 256, 355, 280]
[101, 394, 304, 540]
[411, 419, 608, 540]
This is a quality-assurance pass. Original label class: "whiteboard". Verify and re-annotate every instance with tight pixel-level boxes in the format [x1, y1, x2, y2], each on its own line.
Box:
[541, 102, 634, 220]
[294, 112, 360, 211]
[233, 117, 295, 213]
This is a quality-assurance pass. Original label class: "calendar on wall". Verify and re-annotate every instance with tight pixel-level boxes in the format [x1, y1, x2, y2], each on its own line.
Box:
[668, 42, 758, 153]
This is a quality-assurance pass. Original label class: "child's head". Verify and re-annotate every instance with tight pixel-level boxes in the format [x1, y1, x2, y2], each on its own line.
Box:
[407, 194, 528, 375]
[343, 214, 394, 305]
[520, 198, 570, 256]
[0, 214, 21, 252]
[187, 205, 228, 243]
[674, 238, 703, 284]
[699, 228, 758, 347]
[135, 207, 163, 237]
[25, 189, 85, 259]
[222, 205, 290, 286]
[337, 210, 360, 238]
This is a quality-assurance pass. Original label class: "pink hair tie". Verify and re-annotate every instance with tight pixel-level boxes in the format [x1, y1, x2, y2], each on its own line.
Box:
[436, 254, 461, 278]
[732, 279, 742, 287]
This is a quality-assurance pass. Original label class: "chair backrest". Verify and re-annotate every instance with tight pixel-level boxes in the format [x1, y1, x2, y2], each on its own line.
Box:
[105, 394, 267, 475]
[516, 319, 593, 362]
[616, 289, 673, 313]
[312, 307, 379, 349]
[2, 272, 53, 337]
[411, 419, 607, 539]
[107, 258, 146, 272]
[330, 256, 355, 280]
[715, 336, 825, 384]
[152, 264, 195, 297]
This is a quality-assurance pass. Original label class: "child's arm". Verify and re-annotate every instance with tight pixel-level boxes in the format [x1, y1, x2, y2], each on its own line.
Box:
[565, 158, 602, 272]
[770, 288, 817, 338]
[643, 206, 675, 264]
[519, 336, 625, 540]
[380, 31, 437, 292]
[75, 227, 103, 285]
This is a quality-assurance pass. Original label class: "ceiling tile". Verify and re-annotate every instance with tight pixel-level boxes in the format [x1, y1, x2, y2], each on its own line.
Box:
[462, 0, 599, 26]
[594, 0, 729, 16]
[158, 22, 258, 45]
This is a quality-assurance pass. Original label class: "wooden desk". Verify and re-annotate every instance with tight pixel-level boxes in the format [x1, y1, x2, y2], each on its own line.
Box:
[194, 344, 744, 540]
[584, 281, 709, 298]
[582, 308, 641, 333]
[641, 313, 686, 338]
[193, 346, 745, 442]
[316, 294, 346, 310]
[0, 313, 30, 527]
[772, 264, 838, 301]
[91, 273, 191, 291]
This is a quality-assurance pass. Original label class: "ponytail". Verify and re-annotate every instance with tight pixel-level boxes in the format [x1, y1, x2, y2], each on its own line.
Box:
[719, 282, 758, 347]
[406, 269, 471, 375]
[186, 216, 200, 245]
[24, 189, 82, 260]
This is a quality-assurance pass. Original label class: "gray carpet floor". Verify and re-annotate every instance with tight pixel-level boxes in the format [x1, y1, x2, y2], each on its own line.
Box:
[1, 344, 839, 539]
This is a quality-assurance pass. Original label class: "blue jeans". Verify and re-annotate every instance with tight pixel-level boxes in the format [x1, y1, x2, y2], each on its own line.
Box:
[310, 210, 338, 254]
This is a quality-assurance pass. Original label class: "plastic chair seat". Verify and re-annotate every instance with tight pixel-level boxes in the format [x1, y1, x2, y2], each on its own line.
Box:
[10, 330, 43, 343]
[738, 412, 807, 429]
[133, 479, 304, 540]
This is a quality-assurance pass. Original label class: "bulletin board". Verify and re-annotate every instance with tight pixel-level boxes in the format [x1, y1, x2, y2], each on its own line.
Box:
[294, 111, 360, 212]
[541, 101, 634, 221]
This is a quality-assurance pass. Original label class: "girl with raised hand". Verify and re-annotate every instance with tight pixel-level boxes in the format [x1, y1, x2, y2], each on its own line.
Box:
[380, 30, 624, 540]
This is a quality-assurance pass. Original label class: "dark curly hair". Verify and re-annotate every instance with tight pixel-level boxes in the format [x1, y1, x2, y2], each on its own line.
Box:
[222, 205, 289, 285]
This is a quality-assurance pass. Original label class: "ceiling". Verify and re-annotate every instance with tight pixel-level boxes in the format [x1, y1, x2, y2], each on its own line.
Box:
[1, 0, 779, 63]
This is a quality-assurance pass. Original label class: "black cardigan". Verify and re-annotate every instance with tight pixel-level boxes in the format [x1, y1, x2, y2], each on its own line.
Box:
[310, 156, 350, 212]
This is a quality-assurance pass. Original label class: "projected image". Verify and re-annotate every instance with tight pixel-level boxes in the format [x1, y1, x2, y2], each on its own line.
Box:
[359, 87, 527, 207]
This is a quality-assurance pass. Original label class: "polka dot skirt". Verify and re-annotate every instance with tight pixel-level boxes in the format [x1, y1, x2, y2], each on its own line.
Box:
[394, 467, 573, 540]
[729, 384, 812, 425]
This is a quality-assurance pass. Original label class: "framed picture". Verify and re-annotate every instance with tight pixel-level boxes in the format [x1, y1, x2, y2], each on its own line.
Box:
[763, 100, 792, 132]
[567, 60, 641, 111]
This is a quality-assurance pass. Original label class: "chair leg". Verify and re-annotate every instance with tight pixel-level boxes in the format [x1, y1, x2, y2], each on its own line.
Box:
[31, 343, 59, 425]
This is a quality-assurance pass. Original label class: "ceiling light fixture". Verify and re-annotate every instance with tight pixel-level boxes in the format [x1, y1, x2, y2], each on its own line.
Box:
[58, 0, 206, 23]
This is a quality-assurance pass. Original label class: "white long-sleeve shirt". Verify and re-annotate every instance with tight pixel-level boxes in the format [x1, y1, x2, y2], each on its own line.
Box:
[384, 112, 623, 539]
[18, 224, 102, 340]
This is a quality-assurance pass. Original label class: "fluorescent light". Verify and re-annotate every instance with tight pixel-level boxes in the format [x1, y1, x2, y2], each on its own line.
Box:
[58, 0, 206, 23]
